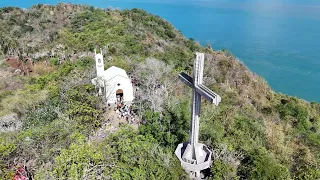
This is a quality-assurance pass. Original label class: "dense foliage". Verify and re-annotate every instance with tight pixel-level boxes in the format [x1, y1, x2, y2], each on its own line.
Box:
[0, 3, 319, 180]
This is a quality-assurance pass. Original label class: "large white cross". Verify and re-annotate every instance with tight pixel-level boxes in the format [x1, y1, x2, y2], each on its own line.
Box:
[175, 52, 221, 178]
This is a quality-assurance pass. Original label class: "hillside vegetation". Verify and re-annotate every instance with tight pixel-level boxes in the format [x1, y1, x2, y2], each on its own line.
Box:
[0, 3, 319, 180]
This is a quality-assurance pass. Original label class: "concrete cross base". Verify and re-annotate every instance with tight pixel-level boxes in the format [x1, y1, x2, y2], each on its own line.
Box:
[175, 142, 212, 173]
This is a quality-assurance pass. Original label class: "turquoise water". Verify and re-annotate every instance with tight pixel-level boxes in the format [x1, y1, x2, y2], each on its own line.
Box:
[1, 0, 320, 102]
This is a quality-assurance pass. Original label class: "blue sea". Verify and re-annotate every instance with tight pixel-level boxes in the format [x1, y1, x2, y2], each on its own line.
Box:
[1, 0, 320, 102]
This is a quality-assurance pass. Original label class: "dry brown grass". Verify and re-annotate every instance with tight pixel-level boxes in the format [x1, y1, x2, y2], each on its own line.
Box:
[32, 62, 57, 76]
[265, 117, 294, 162]
[0, 89, 48, 116]
[204, 51, 273, 110]
[0, 67, 25, 91]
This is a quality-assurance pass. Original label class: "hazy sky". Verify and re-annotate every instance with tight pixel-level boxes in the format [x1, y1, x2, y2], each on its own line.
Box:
[1, 0, 320, 9]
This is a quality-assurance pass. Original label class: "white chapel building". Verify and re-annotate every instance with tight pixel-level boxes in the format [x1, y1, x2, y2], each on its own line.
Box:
[91, 52, 134, 105]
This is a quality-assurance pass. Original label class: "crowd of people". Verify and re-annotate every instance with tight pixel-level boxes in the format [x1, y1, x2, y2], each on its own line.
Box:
[112, 96, 136, 124]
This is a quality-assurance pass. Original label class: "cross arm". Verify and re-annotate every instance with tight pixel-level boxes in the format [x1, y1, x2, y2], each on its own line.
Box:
[197, 84, 221, 105]
[179, 72, 221, 106]
[179, 72, 193, 88]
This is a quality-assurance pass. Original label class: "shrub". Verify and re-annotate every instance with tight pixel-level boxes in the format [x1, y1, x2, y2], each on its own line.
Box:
[53, 142, 115, 179]
[227, 115, 266, 150]
[76, 56, 94, 68]
[23, 103, 58, 129]
[66, 84, 102, 128]
[108, 127, 187, 179]
[49, 58, 59, 66]
[291, 147, 320, 179]
[0, 91, 13, 101]
[239, 147, 290, 180]
[165, 29, 176, 39]
[210, 160, 238, 180]
[0, 136, 16, 158]
[217, 58, 232, 82]
[139, 98, 190, 148]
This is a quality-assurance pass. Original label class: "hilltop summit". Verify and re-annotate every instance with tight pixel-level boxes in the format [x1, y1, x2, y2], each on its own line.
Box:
[0, 4, 319, 179]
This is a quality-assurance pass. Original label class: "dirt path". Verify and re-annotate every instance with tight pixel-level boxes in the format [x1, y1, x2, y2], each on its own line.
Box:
[89, 108, 139, 142]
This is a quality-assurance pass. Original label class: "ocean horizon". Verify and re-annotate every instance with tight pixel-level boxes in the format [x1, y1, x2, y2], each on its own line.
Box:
[1, 0, 320, 102]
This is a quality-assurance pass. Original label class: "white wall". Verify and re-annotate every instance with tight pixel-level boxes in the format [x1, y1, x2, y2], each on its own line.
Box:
[105, 76, 134, 105]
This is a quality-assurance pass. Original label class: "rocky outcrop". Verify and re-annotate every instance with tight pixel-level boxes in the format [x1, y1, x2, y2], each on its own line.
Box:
[0, 113, 22, 132]
[5, 57, 33, 75]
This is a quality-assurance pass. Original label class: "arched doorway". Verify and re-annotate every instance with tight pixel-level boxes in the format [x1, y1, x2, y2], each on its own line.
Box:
[116, 89, 124, 103]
